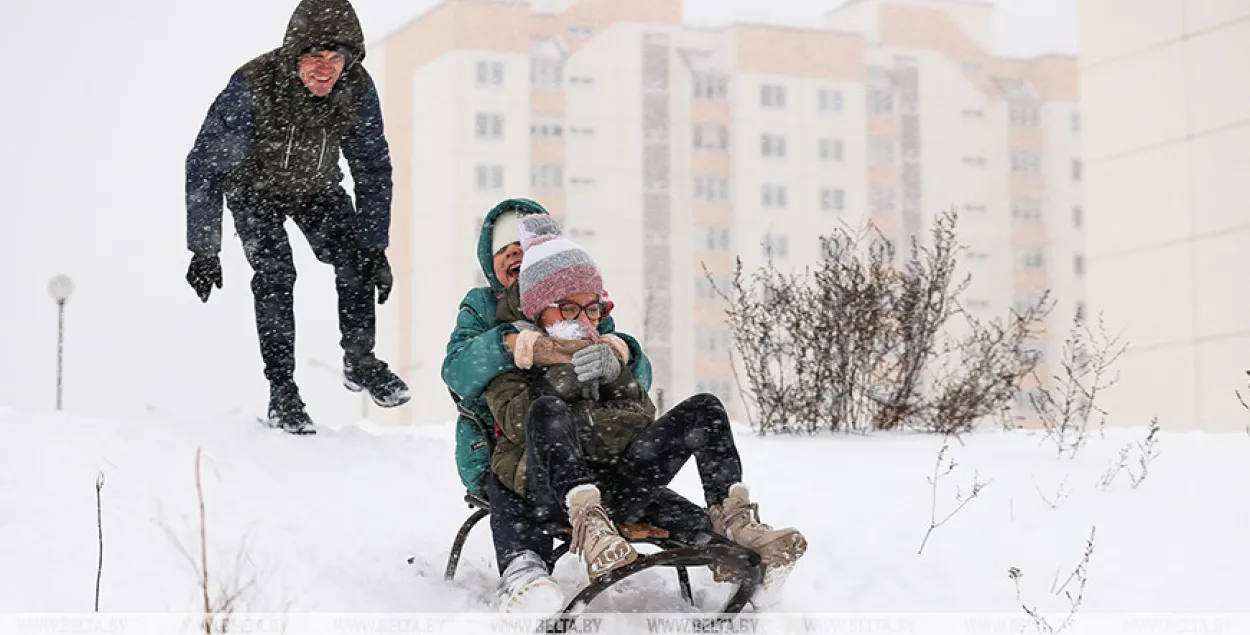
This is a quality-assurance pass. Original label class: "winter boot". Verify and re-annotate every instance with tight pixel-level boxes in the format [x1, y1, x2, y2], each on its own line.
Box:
[566, 484, 637, 579]
[708, 484, 806, 568]
[496, 551, 565, 614]
[267, 381, 315, 435]
[342, 355, 411, 408]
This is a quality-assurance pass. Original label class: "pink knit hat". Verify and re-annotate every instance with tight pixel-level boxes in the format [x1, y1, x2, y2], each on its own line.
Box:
[517, 215, 604, 323]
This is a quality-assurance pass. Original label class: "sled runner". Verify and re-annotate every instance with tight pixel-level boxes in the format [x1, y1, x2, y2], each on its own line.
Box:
[444, 390, 766, 616]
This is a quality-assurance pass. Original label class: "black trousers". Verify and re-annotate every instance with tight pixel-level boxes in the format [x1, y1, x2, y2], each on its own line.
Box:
[490, 393, 742, 571]
[227, 187, 375, 385]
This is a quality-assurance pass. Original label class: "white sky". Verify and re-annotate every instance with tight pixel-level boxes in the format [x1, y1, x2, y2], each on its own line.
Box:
[0, 0, 1075, 422]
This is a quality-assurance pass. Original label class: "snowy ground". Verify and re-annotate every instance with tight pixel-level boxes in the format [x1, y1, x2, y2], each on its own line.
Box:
[3, 404, 1249, 631]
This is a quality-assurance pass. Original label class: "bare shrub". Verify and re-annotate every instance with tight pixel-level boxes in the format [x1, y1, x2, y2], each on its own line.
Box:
[711, 208, 1051, 435]
[1032, 473, 1071, 510]
[95, 472, 104, 612]
[1029, 312, 1127, 459]
[1096, 418, 1161, 491]
[158, 448, 258, 633]
[1008, 526, 1096, 634]
[917, 438, 991, 555]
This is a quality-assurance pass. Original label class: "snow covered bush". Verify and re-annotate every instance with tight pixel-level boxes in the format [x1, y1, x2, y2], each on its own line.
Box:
[711, 209, 1051, 435]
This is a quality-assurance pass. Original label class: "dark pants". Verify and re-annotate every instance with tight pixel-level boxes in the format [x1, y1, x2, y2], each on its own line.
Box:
[490, 393, 741, 571]
[227, 187, 375, 385]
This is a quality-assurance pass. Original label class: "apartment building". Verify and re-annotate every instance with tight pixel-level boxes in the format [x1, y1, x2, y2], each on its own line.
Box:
[1078, 1, 1250, 432]
[366, 0, 1081, 427]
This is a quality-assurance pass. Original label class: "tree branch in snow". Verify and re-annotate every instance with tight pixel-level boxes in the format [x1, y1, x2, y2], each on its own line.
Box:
[1030, 312, 1127, 459]
[1097, 418, 1161, 491]
[95, 471, 104, 612]
[1008, 526, 1096, 634]
[154, 448, 257, 633]
[712, 208, 1050, 435]
[1032, 473, 1071, 510]
[918, 438, 991, 555]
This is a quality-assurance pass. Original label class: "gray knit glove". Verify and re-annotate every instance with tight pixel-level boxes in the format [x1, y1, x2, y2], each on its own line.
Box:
[571, 343, 621, 385]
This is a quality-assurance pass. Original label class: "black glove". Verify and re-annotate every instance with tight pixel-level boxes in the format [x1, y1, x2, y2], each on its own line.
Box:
[359, 249, 393, 304]
[186, 253, 222, 303]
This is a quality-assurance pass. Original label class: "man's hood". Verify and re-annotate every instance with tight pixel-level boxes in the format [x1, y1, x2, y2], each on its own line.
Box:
[281, 0, 366, 64]
[478, 198, 550, 293]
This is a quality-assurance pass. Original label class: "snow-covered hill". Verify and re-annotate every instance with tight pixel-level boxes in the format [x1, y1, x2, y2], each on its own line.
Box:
[3, 405, 1248, 632]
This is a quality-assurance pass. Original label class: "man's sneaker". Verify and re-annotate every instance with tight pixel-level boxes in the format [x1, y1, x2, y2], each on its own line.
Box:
[496, 551, 565, 614]
[342, 355, 411, 408]
[267, 382, 315, 435]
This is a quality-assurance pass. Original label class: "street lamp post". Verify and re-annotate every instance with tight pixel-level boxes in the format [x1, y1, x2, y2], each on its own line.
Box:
[48, 275, 74, 411]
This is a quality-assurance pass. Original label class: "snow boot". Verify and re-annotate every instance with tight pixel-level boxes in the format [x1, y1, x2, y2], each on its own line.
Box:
[497, 551, 565, 614]
[708, 483, 806, 568]
[342, 355, 411, 408]
[267, 381, 315, 435]
[566, 484, 637, 579]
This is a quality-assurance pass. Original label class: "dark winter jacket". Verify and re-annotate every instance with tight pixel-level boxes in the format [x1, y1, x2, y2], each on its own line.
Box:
[442, 198, 652, 495]
[485, 282, 657, 497]
[185, 0, 391, 255]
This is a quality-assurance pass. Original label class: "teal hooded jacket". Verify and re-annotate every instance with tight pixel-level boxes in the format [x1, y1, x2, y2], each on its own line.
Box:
[442, 198, 652, 495]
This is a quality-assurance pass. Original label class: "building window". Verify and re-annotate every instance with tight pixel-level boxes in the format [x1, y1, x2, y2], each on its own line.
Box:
[695, 275, 733, 302]
[1072, 159, 1083, 181]
[1010, 102, 1041, 128]
[761, 134, 787, 158]
[530, 119, 563, 138]
[869, 138, 896, 165]
[966, 251, 989, 261]
[963, 109, 984, 119]
[820, 188, 845, 212]
[966, 298, 990, 310]
[1012, 198, 1042, 219]
[819, 138, 844, 162]
[1074, 254, 1085, 276]
[570, 176, 596, 186]
[693, 125, 730, 151]
[762, 233, 790, 259]
[695, 327, 734, 355]
[1071, 112, 1081, 133]
[1074, 206, 1083, 228]
[964, 204, 988, 213]
[570, 127, 595, 136]
[1075, 300, 1086, 324]
[695, 379, 735, 404]
[760, 83, 786, 108]
[818, 88, 843, 112]
[569, 76, 595, 86]
[761, 184, 789, 208]
[531, 164, 563, 190]
[963, 156, 986, 167]
[532, 58, 562, 88]
[697, 226, 732, 253]
[475, 165, 504, 190]
[693, 73, 728, 101]
[1011, 150, 1041, 175]
[567, 25, 594, 37]
[475, 113, 504, 138]
[868, 89, 893, 114]
[693, 175, 730, 203]
[476, 60, 504, 87]
[1017, 248, 1045, 270]
[869, 187, 897, 212]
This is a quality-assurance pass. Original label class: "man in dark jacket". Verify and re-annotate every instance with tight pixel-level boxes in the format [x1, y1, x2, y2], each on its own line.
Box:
[184, 0, 408, 433]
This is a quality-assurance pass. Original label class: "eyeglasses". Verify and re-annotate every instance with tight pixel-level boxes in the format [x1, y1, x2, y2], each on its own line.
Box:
[548, 300, 608, 321]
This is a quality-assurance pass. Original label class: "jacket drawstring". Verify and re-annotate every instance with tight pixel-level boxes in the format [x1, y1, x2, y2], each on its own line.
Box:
[317, 129, 327, 171]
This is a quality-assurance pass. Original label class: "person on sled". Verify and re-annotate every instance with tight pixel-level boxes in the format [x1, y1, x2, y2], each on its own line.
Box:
[440, 198, 652, 612]
[184, 0, 409, 434]
[483, 215, 807, 600]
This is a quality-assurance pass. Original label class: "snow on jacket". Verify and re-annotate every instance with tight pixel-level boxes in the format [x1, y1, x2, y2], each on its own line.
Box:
[441, 198, 652, 495]
[184, 0, 392, 255]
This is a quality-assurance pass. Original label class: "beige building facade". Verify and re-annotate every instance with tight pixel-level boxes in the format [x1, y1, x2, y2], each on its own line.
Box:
[1078, 0, 1250, 432]
[366, 0, 1082, 427]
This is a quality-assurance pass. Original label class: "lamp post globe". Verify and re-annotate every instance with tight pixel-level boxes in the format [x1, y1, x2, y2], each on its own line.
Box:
[48, 275, 74, 304]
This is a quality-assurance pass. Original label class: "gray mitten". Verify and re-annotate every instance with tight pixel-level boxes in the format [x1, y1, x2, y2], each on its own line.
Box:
[571, 343, 621, 385]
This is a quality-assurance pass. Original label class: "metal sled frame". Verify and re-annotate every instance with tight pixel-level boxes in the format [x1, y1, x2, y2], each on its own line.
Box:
[444, 390, 766, 616]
